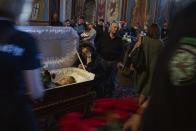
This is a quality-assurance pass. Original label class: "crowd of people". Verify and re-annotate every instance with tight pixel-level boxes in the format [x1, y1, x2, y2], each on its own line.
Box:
[0, 0, 195, 130]
[50, 5, 195, 131]
[50, 15, 169, 99]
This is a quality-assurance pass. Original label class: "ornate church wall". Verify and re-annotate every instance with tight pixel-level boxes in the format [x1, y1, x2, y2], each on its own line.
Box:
[30, 0, 194, 26]
[71, 0, 123, 22]
[128, 0, 195, 28]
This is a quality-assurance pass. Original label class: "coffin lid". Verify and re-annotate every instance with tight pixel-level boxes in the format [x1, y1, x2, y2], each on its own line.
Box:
[17, 26, 79, 69]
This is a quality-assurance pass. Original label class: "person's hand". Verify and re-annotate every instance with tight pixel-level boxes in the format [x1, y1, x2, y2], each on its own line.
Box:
[138, 94, 146, 105]
[130, 64, 135, 71]
[117, 62, 124, 69]
[78, 64, 87, 70]
[123, 113, 142, 131]
[86, 53, 92, 64]
[28, 95, 44, 104]
[83, 38, 88, 41]
[123, 98, 149, 131]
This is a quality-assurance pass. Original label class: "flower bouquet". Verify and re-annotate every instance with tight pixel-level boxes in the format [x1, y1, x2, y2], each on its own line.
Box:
[122, 33, 132, 46]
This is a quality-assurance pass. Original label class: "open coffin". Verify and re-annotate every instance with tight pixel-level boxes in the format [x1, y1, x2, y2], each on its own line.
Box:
[18, 26, 96, 129]
[18, 26, 95, 87]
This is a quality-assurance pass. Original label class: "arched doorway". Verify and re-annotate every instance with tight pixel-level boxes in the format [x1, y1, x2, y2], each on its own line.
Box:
[83, 0, 96, 22]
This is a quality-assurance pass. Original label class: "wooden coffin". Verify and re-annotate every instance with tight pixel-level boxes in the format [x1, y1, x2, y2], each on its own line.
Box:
[18, 26, 96, 130]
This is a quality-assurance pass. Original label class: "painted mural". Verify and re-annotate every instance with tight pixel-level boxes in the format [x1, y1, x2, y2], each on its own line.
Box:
[84, 0, 96, 22]
[71, 0, 195, 26]
[131, 0, 147, 27]
[30, 0, 49, 21]
[106, 0, 121, 22]
[97, 0, 106, 20]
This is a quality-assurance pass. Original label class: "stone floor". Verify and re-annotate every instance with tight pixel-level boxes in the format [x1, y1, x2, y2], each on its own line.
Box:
[113, 70, 134, 98]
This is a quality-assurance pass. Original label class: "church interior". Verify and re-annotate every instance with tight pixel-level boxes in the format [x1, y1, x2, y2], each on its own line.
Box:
[29, 0, 193, 27]
[0, 0, 195, 131]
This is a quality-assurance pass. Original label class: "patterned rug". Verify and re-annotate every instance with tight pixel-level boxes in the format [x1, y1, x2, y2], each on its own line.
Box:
[113, 70, 135, 98]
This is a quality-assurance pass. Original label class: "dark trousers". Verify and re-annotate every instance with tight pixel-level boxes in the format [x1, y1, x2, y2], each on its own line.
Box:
[100, 58, 118, 97]
[0, 99, 38, 131]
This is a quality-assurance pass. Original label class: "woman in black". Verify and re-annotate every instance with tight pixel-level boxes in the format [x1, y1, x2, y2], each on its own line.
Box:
[142, 2, 196, 131]
[76, 44, 105, 97]
[0, 0, 44, 130]
[124, 2, 196, 131]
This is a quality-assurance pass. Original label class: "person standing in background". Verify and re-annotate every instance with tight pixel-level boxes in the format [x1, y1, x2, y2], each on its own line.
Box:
[70, 18, 76, 28]
[75, 16, 86, 36]
[95, 19, 105, 44]
[123, 24, 163, 131]
[64, 19, 71, 27]
[0, 0, 44, 130]
[81, 23, 96, 47]
[134, 24, 163, 105]
[50, 12, 63, 26]
[104, 22, 110, 33]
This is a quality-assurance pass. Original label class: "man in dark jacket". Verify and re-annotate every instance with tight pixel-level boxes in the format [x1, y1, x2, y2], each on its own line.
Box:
[96, 22, 123, 97]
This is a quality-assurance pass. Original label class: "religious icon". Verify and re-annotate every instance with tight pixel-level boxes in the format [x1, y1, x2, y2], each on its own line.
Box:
[132, 0, 147, 27]
[109, 0, 116, 16]
[97, 0, 105, 19]
[30, 0, 49, 21]
[31, 3, 40, 19]
[107, 0, 119, 22]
